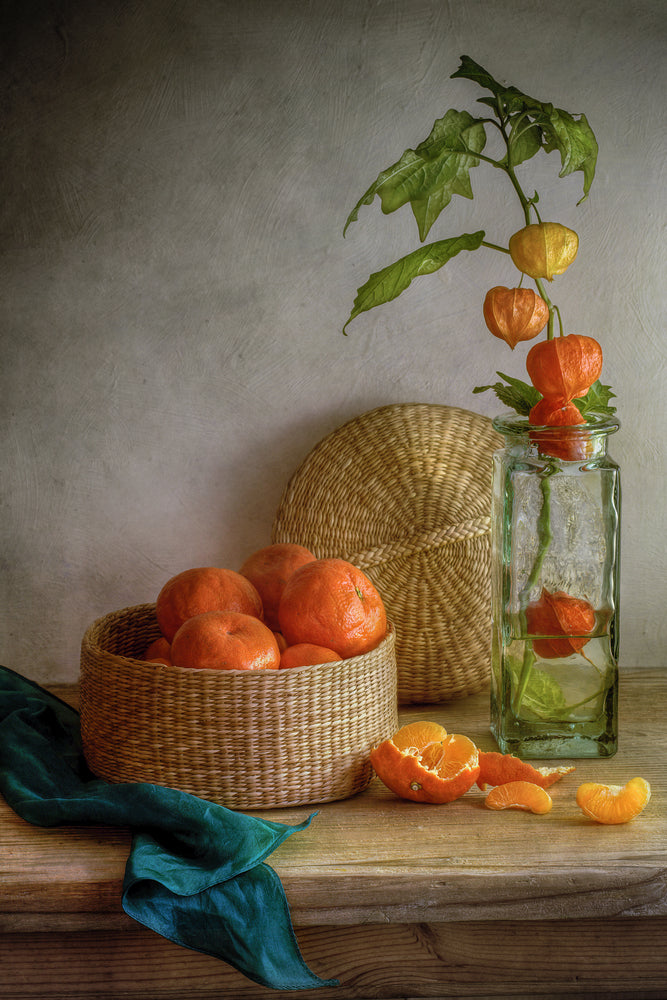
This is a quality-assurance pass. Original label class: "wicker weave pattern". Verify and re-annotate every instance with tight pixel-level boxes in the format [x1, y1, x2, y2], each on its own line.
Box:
[271, 403, 503, 704]
[80, 604, 398, 810]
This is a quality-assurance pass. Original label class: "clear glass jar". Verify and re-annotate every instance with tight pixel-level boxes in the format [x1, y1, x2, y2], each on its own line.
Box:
[490, 414, 620, 758]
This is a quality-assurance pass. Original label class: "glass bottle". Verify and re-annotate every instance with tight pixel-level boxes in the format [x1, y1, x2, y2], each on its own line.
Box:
[490, 414, 620, 758]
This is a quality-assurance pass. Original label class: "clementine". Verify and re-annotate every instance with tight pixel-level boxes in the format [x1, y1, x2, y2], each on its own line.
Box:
[239, 543, 316, 631]
[170, 610, 280, 671]
[273, 631, 288, 653]
[370, 721, 479, 804]
[142, 636, 172, 666]
[279, 643, 343, 669]
[278, 557, 387, 659]
[156, 567, 263, 642]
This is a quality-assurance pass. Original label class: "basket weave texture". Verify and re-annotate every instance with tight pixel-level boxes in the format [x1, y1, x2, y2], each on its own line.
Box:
[272, 403, 503, 704]
[80, 604, 398, 810]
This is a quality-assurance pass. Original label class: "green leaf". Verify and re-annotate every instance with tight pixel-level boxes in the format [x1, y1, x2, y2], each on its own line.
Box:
[531, 104, 598, 203]
[517, 666, 568, 719]
[472, 372, 540, 415]
[343, 110, 487, 241]
[573, 380, 617, 417]
[452, 55, 598, 200]
[343, 231, 485, 333]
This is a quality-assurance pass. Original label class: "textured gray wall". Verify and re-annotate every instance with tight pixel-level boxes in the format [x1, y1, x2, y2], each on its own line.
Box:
[2, 0, 665, 683]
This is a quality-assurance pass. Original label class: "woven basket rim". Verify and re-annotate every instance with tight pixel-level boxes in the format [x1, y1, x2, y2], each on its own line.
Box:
[81, 602, 396, 676]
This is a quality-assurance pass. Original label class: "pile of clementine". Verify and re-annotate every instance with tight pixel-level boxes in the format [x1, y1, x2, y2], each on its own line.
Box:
[370, 721, 650, 824]
[141, 544, 387, 672]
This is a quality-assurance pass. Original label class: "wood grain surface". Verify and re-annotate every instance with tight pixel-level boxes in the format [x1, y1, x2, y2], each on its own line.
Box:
[1, 668, 665, 998]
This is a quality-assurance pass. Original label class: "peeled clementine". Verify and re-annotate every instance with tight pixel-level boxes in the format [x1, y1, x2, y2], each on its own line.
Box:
[370, 721, 480, 804]
[170, 610, 280, 671]
[509, 222, 578, 281]
[156, 567, 263, 642]
[278, 557, 387, 659]
[279, 643, 343, 669]
[239, 543, 316, 631]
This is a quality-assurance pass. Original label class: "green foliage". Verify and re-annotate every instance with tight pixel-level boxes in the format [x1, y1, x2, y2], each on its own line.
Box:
[342, 54, 598, 335]
[343, 232, 485, 333]
[574, 380, 617, 417]
[472, 372, 540, 415]
[473, 375, 617, 419]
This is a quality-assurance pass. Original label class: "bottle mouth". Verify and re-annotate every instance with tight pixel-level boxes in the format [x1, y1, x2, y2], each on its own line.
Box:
[493, 412, 620, 435]
[492, 412, 620, 462]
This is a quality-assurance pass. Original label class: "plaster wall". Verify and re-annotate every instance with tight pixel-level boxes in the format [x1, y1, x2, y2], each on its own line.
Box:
[1, 0, 665, 683]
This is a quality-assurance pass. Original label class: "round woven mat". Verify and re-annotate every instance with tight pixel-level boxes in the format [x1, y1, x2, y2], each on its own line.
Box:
[272, 403, 503, 703]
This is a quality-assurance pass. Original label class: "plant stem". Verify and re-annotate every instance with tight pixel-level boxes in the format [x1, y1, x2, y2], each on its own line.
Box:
[512, 468, 555, 715]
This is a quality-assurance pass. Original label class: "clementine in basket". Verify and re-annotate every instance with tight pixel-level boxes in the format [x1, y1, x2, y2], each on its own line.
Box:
[278, 557, 387, 659]
[142, 636, 172, 666]
[156, 566, 264, 641]
[477, 751, 574, 791]
[280, 643, 343, 669]
[239, 543, 316, 631]
[576, 777, 651, 824]
[170, 610, 280, 671]
[273, 631, 288, 652]
[369, 720, 480, 803]
[485, 780, 553, 814]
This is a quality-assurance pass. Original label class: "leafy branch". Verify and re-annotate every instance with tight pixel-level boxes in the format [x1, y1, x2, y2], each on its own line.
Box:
[342, 55, 598, 345]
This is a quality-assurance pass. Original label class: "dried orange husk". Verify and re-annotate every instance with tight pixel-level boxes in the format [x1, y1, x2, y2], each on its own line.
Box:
[528, 397, 586, 427]
[370, 722, 480, 804]
[525, 587, 596, 659]
[485, 780, 553, 814]
[477, 751, 574, 791]
[509, 222, 578, 281]
[526, 334, 603, 401]
[576, 777, 651, 825]
[482, 286, 549, 349]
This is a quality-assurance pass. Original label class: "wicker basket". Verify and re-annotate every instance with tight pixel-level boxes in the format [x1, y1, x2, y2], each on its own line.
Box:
[272, 403, 503, 704]
[79, 604, 398, 810]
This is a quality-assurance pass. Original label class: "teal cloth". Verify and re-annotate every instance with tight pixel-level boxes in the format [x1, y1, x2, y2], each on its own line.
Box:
[0, 665, 338, 991]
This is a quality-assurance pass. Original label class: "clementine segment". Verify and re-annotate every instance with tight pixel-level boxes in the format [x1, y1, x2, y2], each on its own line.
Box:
[239, 543, 316, 631]
[576, 777, 651, 824]
[156, 567, 263, 641]
[170, 610, 280, 671]
[484, 780, 553, 814]
[278, 557, 387, 659]
[370, 722, 479, 804]
[279, 643, 342, 669]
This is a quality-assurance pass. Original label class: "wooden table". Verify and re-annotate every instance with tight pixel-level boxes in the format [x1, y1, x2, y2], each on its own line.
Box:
[1, 668, 665, 999]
